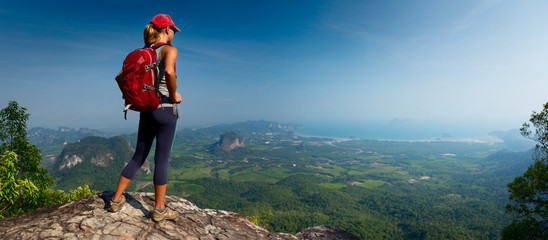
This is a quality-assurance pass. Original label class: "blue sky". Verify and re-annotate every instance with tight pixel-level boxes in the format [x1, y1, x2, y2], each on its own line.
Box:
[1, 0, 548, 135]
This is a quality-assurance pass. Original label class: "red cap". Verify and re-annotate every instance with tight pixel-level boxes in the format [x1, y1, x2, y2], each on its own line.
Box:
[150, 14, 181, 32]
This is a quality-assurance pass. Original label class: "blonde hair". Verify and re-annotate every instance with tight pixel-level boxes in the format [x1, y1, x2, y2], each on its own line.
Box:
[143, 24, 165, 46]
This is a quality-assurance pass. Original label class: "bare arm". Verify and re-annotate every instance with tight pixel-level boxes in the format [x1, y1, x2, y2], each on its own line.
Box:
[162, 45, 182, 103]
[115, 70, 124, 93]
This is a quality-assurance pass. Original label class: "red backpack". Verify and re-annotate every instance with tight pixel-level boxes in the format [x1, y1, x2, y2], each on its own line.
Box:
[119, 43, 167, 118]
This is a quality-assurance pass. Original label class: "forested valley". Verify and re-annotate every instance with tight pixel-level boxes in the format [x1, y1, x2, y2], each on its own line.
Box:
[35, 120, 535, 239]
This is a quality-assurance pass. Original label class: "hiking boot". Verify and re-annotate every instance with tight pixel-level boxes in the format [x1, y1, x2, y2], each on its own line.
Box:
[108, 195, 126, 212]
[152, 207, 179, 222]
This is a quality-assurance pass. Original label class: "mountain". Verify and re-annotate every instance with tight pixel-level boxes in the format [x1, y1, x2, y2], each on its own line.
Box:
[175, 120, 298, 143]
[488, 129, 535, 151]
[209, 131, 246, 153]
[47, 120, 295, 191]
[30, 120, 297, 159]
[28, 127, 107, 169]
[51, 136, 147, 191]
[0, 192, 360, 240]
[195, 120, 301, 136]
[32, 120, 535, 238]
[28, 127, 107, 147]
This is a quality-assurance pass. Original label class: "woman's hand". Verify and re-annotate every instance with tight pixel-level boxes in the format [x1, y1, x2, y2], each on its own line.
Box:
[171, 92, 182, 103]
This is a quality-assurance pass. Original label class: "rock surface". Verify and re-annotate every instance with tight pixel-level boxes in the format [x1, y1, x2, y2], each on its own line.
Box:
[55, 136, 139, 171]
[0, 192, 361, 240]
[209, 131, 247, 153]
[217, 131, 245, 151]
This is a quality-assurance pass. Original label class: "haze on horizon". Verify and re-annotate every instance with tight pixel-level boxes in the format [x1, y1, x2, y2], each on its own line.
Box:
[1, 0, 547, 138]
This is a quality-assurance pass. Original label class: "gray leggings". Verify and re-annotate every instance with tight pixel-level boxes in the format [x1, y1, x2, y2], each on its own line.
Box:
[121, 107, 177, 185]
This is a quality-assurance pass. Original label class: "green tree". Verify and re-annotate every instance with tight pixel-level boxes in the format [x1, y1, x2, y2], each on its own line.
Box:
[0, 151, 39, 218]
[0, 101, 96, 218]
[503, 103, 548, 239]
[0, 101, 54, 190]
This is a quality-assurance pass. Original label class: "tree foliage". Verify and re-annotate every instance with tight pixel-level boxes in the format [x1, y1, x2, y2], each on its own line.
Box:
[0, 101, 97, 218]
[0, 101, 53, 190]
[503, 103, 548, 239]
[0, 151, 39, 218]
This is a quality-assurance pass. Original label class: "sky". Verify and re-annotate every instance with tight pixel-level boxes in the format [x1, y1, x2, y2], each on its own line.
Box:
[1, 0, 548, 136]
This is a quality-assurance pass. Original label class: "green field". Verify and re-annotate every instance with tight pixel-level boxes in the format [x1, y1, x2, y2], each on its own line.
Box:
[45, 122, 533, 239]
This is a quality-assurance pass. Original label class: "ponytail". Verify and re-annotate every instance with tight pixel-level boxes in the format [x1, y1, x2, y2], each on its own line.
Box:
[143, 24, 161, 46]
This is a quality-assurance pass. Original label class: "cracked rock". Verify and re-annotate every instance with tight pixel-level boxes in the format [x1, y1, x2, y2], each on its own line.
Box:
[0, 192, 360, 240]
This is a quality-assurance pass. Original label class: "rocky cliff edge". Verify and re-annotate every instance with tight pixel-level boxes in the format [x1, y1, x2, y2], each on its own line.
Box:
[0, 192, 361, 240]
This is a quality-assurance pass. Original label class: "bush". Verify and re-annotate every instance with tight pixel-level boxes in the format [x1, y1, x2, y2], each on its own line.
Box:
[0, 101, 98, 219]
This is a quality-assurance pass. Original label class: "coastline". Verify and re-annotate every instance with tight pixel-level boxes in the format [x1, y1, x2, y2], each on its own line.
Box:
[293, 128, 503, 144]
[292, 120, 508, 142]
[293, 131, 352, 141]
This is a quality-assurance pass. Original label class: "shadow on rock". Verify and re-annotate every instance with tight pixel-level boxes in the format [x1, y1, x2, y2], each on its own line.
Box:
[99, 191, 152, 218]
[1, 192, 361, 240]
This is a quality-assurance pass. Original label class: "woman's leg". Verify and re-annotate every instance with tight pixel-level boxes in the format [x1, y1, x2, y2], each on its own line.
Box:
[113, 112, 156, 201]
[112, 176, 132, 202]
[151, 107, 177, 209]
[154, 184, 167, 209]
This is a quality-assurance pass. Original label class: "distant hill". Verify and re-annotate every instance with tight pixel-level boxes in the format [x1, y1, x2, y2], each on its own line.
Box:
[36, 120, 538, 238]
[169, 120, 298, 155]
[199, 120, 301, 135]
[208, 131, 247, 154]
[116, 120, 298, 151]
[28, 127, 107, 169]
[50, 136, 146, 191]
[42, 120, 296, 190]
[28, 127, 107, 147]
[178, 120, 299, 139]
[488, 129, 535, 151]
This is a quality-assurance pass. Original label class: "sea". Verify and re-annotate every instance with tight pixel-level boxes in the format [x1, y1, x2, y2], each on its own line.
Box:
[293, 120, 509, 141]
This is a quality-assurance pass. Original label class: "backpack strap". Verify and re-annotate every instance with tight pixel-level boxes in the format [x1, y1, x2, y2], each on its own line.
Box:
[148, 42, 170, 49]
[122, 43, 173, 120]
[149, 43, 168, 100]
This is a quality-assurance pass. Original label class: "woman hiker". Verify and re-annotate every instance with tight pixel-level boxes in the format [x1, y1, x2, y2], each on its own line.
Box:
[109, 14, 183, 222]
